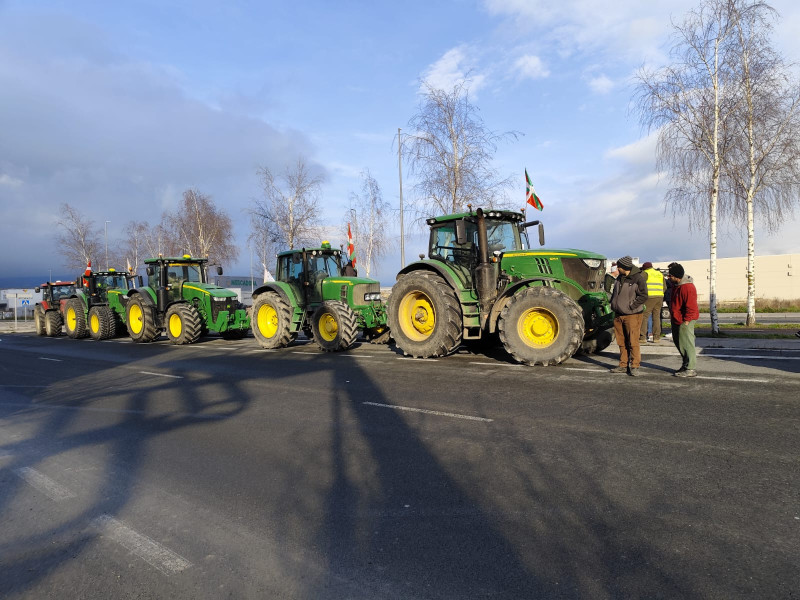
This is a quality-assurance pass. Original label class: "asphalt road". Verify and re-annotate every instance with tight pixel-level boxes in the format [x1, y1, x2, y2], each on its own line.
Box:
[1, 332, 799, 599]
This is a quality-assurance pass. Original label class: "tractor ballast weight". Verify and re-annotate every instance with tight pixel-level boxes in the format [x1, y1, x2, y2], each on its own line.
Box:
[62, 268, 137, 341]
[33, 281, 77, 337]
[250, 243, 388, 352]
[117, 256, 250, 344]
[388, 208, 614, 365]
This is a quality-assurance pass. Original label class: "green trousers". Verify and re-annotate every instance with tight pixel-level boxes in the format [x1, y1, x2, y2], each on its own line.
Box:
[672, 320, 697, 370]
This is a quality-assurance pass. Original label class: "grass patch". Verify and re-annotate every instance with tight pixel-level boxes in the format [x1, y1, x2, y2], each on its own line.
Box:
[698, 298, 800, 313]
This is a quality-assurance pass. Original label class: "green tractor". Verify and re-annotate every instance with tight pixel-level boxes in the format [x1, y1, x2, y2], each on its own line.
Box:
[251, 242, 388, 351]
[388, 208, 614, 365]
[62, 265, 137, 340]
[119, 255, 250, 344]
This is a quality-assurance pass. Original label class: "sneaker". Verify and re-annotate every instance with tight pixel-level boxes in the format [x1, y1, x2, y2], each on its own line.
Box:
[652, 338, 660, 343]
[675, 366, 687, 374]
[674, 369, 697, 378]
[647, 335, 653, 342]
[609, 366, 628, 374]
[629, 368, 641, 377]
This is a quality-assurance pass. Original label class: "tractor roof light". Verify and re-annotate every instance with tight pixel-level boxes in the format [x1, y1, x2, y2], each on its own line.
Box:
[426, 218, 436, 225]
[321, 241, 331, 249]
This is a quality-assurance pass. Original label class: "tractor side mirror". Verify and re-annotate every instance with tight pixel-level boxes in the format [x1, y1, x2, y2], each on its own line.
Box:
[146, 266, 154, 277]
[604, 273, 615, 293]
[216, 266, 223, 276]
[455, 219, 467, 245]
[137, 276, 144, 287]
[538, 223, 545, 246]
[35, 287, 40, 293]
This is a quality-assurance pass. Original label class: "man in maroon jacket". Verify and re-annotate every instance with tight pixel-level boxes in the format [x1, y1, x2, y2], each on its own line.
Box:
[668, 262, 699, 377]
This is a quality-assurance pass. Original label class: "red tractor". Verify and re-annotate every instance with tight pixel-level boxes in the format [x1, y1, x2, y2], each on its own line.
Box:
[34, 281, 77, 337]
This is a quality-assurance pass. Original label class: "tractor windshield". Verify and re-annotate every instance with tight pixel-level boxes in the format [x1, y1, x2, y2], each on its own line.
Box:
[485, 219, 526, 252]
[96, 274, 132, 290]
[430, 218, 525, 264]
[50, 285, 75, 301]
[307, 252, 341, 279]
[167, 262, 204, 285]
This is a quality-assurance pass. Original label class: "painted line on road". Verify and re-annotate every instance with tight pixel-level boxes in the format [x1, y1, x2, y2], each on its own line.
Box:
[562, 366, 607, 373]
[396, 357, 438, 361]
[14, 467, 76, 501]
[363, 401, 493, 422]
[341, 354, 377, 358]
[138, 371, 184, 379]
[469, 361, 521, 368]
[702, 353, 800, 361]
[38, 357, 62, 362]
[208, 346, 237, 351]
[91, 515, 192, 575]
[696, 375, 770, 383]
[292, 351, 321, 356]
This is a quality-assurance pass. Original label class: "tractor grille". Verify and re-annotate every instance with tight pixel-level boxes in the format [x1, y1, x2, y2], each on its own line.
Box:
[210, 296, 234, 321]
[561, 258, 605, 291]
[353, 283, 381, 304]
[536, 257, 553, 275]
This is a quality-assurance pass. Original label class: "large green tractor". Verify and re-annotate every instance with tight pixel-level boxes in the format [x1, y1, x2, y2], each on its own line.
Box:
[62, 266, 137, 341]
[251, 242, 388, 351]
[118, 255, 250, 344]
[388, 208, 614, 365]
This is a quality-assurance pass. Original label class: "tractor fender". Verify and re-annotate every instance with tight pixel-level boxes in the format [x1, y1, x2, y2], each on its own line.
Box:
[126, 288, 157, 305]
[487, 276, 585, 333]
[396, 260, 461, 291]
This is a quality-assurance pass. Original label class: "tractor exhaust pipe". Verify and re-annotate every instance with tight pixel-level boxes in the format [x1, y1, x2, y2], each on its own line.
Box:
[474, 209, 497, 325]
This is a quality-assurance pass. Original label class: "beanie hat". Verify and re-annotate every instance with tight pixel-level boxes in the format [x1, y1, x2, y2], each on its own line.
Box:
[641, 261, 653, 270]
[668, 263, 685, 278]
[617, 256, 633, 270]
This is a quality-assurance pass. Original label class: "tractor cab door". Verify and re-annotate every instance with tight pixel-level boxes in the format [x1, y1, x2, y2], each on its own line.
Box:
[304, 252, 340, 304]
[277, 253, 306, 306]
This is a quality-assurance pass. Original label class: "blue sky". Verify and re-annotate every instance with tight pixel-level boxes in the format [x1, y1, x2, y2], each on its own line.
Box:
[2, 0, 799, 286]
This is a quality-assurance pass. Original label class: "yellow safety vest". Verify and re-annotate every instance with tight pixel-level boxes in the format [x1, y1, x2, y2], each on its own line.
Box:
[644, 268, 665, 297]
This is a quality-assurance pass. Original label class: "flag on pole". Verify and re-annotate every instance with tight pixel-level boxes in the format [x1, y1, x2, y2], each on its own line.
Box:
[347, 222, 356, 267]
[525, 169, 543, 211]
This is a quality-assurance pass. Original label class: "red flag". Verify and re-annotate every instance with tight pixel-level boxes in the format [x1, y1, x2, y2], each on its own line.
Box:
[347, 223, 356, 267]
[525, 169, 543, 211]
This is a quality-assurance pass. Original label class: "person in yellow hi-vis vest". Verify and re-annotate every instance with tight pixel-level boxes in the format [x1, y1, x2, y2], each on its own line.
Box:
[639, 261, 665, 343]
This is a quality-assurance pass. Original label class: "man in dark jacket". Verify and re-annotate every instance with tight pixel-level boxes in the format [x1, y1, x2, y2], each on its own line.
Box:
[609, 256, 648, 376]
[668, 262, 699, 377]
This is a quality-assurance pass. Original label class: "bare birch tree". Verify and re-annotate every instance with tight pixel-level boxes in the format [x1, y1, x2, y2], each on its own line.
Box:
[249, 157, 324, 250]
[727, 1, 800, 325]
[55, 203, 102, 273]
[163, 189, 239, 266]
[116, 220, 150, 275]
[344, 169, 390, 278]
[248, 211, 279, 281]
[402, 79, 518, 217]
[634, 0, 742, 334]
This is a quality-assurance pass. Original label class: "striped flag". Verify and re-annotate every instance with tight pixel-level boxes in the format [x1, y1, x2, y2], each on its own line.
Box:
[525, 169, 543, 211]
[347, 222, 356, 267]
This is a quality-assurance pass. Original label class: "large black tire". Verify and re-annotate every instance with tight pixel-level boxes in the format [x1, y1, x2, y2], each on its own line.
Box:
[126, 295, 159, 343]
[34, 305, 46, 336]
[252, 292, 296, 349]
[64, 298, 88, 339]
[311, 301, 359, 352]
[88, 305, 115, 341]
[579, 327, 613, 355]
[388, 272, 463, 358]
[221, 328, 248, 340]
[44, 310, 62, 337]
[165, 303, 203, 345]
[498, 286, 584, 366]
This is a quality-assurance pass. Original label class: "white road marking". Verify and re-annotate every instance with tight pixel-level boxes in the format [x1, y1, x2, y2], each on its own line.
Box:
[562, 366, 607, 373]
[341, 354, 376, 358]
[396, 357, 437, 361]
[91, 514, 192, 575]
[363, 401, 493, 422]
[38, 357, 62, 362]
[209, 346, 236, 351]
[703, 353, 800, 361]
[695, 375, 770, 383]
[468, 361, 521, 367]
[138, 371, 183, 379]
[14, 467, 76, 501]
[292, 351, 321, 355]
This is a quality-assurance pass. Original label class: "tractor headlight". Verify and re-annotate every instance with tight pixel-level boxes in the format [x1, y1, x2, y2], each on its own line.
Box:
[582, 259, 603, 269]
[363, 292, 382, 302]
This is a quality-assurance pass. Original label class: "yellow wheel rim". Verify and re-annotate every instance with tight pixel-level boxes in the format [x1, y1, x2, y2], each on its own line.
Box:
[398, 290, 435, 342]
[318, 312, 338, 342]
[90, 313, 100, 333]
[129, 303, 143, 334]
[257, 303, 278, 338]
[67, 307, 76, 330]
[169, 313, 182, 338]
[518, 307, 558, 347]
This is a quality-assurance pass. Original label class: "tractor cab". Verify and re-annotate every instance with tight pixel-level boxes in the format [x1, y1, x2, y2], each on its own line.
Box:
[145, 255, 221, 307]
[276, 242, 345, 304]
[36, 282, 76, 307]
[79, 269, 135, 303]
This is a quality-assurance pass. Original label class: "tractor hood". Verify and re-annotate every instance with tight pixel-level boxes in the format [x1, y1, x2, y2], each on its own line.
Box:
[182, 283, 238, 299]
[502, 248, 606, 261]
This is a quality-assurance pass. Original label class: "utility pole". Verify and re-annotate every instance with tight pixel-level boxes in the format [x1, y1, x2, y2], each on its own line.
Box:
[398, 127, 405, 268]
[104, 220, 111, 270]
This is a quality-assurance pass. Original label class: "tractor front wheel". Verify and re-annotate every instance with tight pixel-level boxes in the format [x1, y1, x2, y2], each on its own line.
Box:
[252, 292, 296, 349]
[126, 295, 159, 343]
[34, 305, 46, 336]
[165, 304, 203, 345]
[311, 301, 359, 352]
[388, 272, 462, 358]
[44, 310, 62, 337]
[498, 286, 584, 366]
[64, 298, 88, 339]
[88, 306, 115, 340]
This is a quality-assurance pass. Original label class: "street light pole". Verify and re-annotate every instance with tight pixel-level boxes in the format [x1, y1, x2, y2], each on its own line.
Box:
[105, 220, 111, 270]
[398, 127, 405, 268]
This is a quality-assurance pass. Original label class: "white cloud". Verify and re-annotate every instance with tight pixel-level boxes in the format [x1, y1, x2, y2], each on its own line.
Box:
[421, 46, 486, 92]
[0, 174, 23, 187]
[514, 54, 549, 80]
[588, 74, 614, 94]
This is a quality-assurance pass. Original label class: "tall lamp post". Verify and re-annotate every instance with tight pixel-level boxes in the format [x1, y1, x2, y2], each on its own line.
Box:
[104, 220, 111, 270]
[398, 127, 405, 268]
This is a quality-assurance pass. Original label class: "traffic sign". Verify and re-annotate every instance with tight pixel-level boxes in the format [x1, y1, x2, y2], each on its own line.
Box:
[21, 300, 30, 305]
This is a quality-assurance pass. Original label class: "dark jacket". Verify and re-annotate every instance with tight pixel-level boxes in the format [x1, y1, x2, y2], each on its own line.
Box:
[610, 265, 648, 316]
[669, 274, 699, 324]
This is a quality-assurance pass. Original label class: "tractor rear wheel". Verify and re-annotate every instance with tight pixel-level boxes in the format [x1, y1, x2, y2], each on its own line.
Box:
[311, 301, 359, 352]
[165, 303, 203, 345]
[88, 306, 115, 340]
[252, 292, 296, 349]
[498, 286, 584, 366]
[44, 310, 62, 337]
[388, 272, 462, 358]
[126, 295, 159, 343]
[64, 298, 88, 339]
[34, 305, 46, 336]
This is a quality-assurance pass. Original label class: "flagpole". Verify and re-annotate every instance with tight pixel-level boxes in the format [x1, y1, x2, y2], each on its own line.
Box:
[398, 127, 405, 268]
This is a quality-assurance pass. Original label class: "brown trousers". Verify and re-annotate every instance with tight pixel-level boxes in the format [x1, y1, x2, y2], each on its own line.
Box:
[640, 295, 664, 341]
[614, 312, 644, 368]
